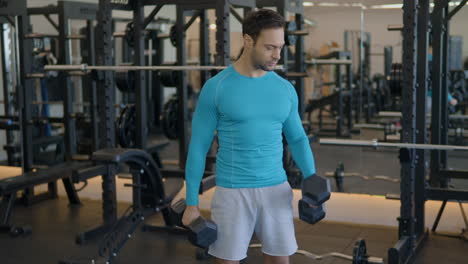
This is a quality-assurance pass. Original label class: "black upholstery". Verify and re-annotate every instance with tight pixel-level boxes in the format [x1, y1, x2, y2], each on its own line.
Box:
[0, 162, 91, 195]
[92, 148, 184, 207]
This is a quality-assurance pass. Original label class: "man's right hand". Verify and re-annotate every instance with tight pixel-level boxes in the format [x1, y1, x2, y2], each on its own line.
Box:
[182, 205, 201, 227]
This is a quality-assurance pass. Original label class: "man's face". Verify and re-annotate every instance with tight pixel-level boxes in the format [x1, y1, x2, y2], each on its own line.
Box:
[248, 28, 285, 72]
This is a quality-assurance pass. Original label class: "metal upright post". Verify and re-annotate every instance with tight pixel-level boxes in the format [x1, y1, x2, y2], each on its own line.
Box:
[384, 46, 393, 78]
[17, 10, 34, 173]
[415, 0, 430, 238]
[430, 0, 450, 187]
[199, 9, 210, 85]
[176, 8, 189, 169]
[295, 12, 305, 119]
[440, 6, 450, 181]
[152, 34, 163, 130]
[151, 34, 164, 130]
[276, 1, 288, 73]
[133, 0, 147, 149]
[58, 1, 77, 160]
[346, 53, 353, 133]
[335, 54, 343, 137]
[84, 20, 99, 151]
[215, 1, 231, 66]
[388, 0, 418, 263]
[96, 0, 117, 228]
[0, 23, 15, 165]
[96, 0, 116, 149]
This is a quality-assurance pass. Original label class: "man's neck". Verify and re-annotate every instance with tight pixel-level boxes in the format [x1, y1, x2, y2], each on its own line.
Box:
[233, 55, 267, 78]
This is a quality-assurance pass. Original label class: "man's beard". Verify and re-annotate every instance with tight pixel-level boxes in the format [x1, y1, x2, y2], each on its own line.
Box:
[251, 51, 277, 72]
[255, 63, 275, 72]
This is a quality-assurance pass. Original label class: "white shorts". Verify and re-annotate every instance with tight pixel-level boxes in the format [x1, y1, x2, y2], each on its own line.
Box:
[208, 181, 298, 261]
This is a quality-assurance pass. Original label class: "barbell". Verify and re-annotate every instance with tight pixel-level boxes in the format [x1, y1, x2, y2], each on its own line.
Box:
[42, 58, 350, 73]
[377, 111, 468, 120]
[249, 239, 383, 264]
[320, 138, 468, 151]
[305, 59, 352, 65]
[44, 64, 284, 72]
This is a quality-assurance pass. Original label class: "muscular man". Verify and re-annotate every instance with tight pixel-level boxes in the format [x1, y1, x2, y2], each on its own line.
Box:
[182, 9, 316, 264]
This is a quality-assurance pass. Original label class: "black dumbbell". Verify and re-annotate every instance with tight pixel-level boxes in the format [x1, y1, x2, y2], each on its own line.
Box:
[171, 199, 218, 248]
[299, 174, 331, 224]
[10, 225, 32, 237]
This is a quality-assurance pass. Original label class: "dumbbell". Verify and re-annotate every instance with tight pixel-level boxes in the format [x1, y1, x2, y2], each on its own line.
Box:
[10, 225, 32, 237]
[171, 199, 218, 248]
[299, 174, 331, 224]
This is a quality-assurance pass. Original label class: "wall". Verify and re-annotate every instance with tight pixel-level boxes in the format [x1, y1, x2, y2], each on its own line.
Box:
[304, 5, 468, 76]
[303, 6, 403, 77]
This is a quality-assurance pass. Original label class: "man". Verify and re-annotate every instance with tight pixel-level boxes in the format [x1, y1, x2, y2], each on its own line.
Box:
[182, 9, 316, 264]
[427, 46, 458, 112]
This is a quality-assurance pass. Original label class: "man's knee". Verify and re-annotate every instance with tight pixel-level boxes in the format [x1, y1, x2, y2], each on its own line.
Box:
[214, 258, 240, 264]
[263, 253, 289, 264]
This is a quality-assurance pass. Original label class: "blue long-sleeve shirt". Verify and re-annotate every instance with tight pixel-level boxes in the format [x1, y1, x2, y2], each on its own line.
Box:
[185, 65, 316, 205]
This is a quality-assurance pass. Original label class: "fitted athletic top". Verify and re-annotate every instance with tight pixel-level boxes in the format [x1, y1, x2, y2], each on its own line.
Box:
[185, 65, 316, 205]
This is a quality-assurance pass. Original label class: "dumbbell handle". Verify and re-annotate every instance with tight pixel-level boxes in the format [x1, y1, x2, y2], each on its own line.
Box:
[302, 193, 331, 206]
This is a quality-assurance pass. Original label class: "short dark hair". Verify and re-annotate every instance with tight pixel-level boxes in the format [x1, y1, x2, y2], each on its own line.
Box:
[242, 9, 285, 43]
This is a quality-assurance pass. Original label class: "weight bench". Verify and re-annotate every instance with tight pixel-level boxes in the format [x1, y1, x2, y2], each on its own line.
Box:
[66, 148, 215, 264]
[0, 161, 92, 235]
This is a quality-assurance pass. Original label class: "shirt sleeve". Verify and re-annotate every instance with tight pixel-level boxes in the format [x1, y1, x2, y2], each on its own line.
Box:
[185, 80, 218, 205]
[282, 83, 316, 179]
[448, 93, 453, 102]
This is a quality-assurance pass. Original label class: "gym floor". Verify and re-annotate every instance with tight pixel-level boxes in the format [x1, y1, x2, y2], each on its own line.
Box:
[1, 196, 467, 264]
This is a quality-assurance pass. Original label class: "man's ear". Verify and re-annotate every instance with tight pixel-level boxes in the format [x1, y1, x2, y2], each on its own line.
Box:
[244, 34, 254, 49]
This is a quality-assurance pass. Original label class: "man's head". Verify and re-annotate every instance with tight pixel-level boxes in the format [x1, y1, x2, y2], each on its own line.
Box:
[241, 9, 285, 71]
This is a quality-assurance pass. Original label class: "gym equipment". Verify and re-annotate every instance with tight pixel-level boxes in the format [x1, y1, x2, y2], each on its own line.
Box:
[320, 138, 468, 151]
[298, 174, 331, 224]
[169, 24, 177, 47]
[116, 105, 137, 148]
[44, 64, 283, 72]
[170, 198, 218, 248]
[0, 162, 92, 235]
[71, 149, 184, 263]
[159, 70, 178, 87]
[249, 239, 383, 264]
[285, 21, 298, 46]
[305, 59, 352, 65]
[333, 163, 345, 192]
[388, 63, 403, 96]
[284, 21, 309, 46]
[160, 97, 178, 140]
[324, 163, 400, 190]
[115, 71, 135, 92]
[63, 148, 216, 264]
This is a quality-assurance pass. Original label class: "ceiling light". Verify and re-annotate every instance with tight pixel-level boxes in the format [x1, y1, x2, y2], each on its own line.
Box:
[318, 2, 341, 7]
[370, 4, 403, 9]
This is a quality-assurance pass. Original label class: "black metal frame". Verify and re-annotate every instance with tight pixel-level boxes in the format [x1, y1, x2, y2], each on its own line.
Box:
[13, 1, 98, 204]
[389, 1, 467, 263]
[388, 1, 429, 263]
[428, 0, 468, 187]
[311, 51, 353, 138]
[0, 16, 16, 165]
[0, 0, 104, 235]
[27, 1, 99, 159]
[0, 0, 33, 172]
